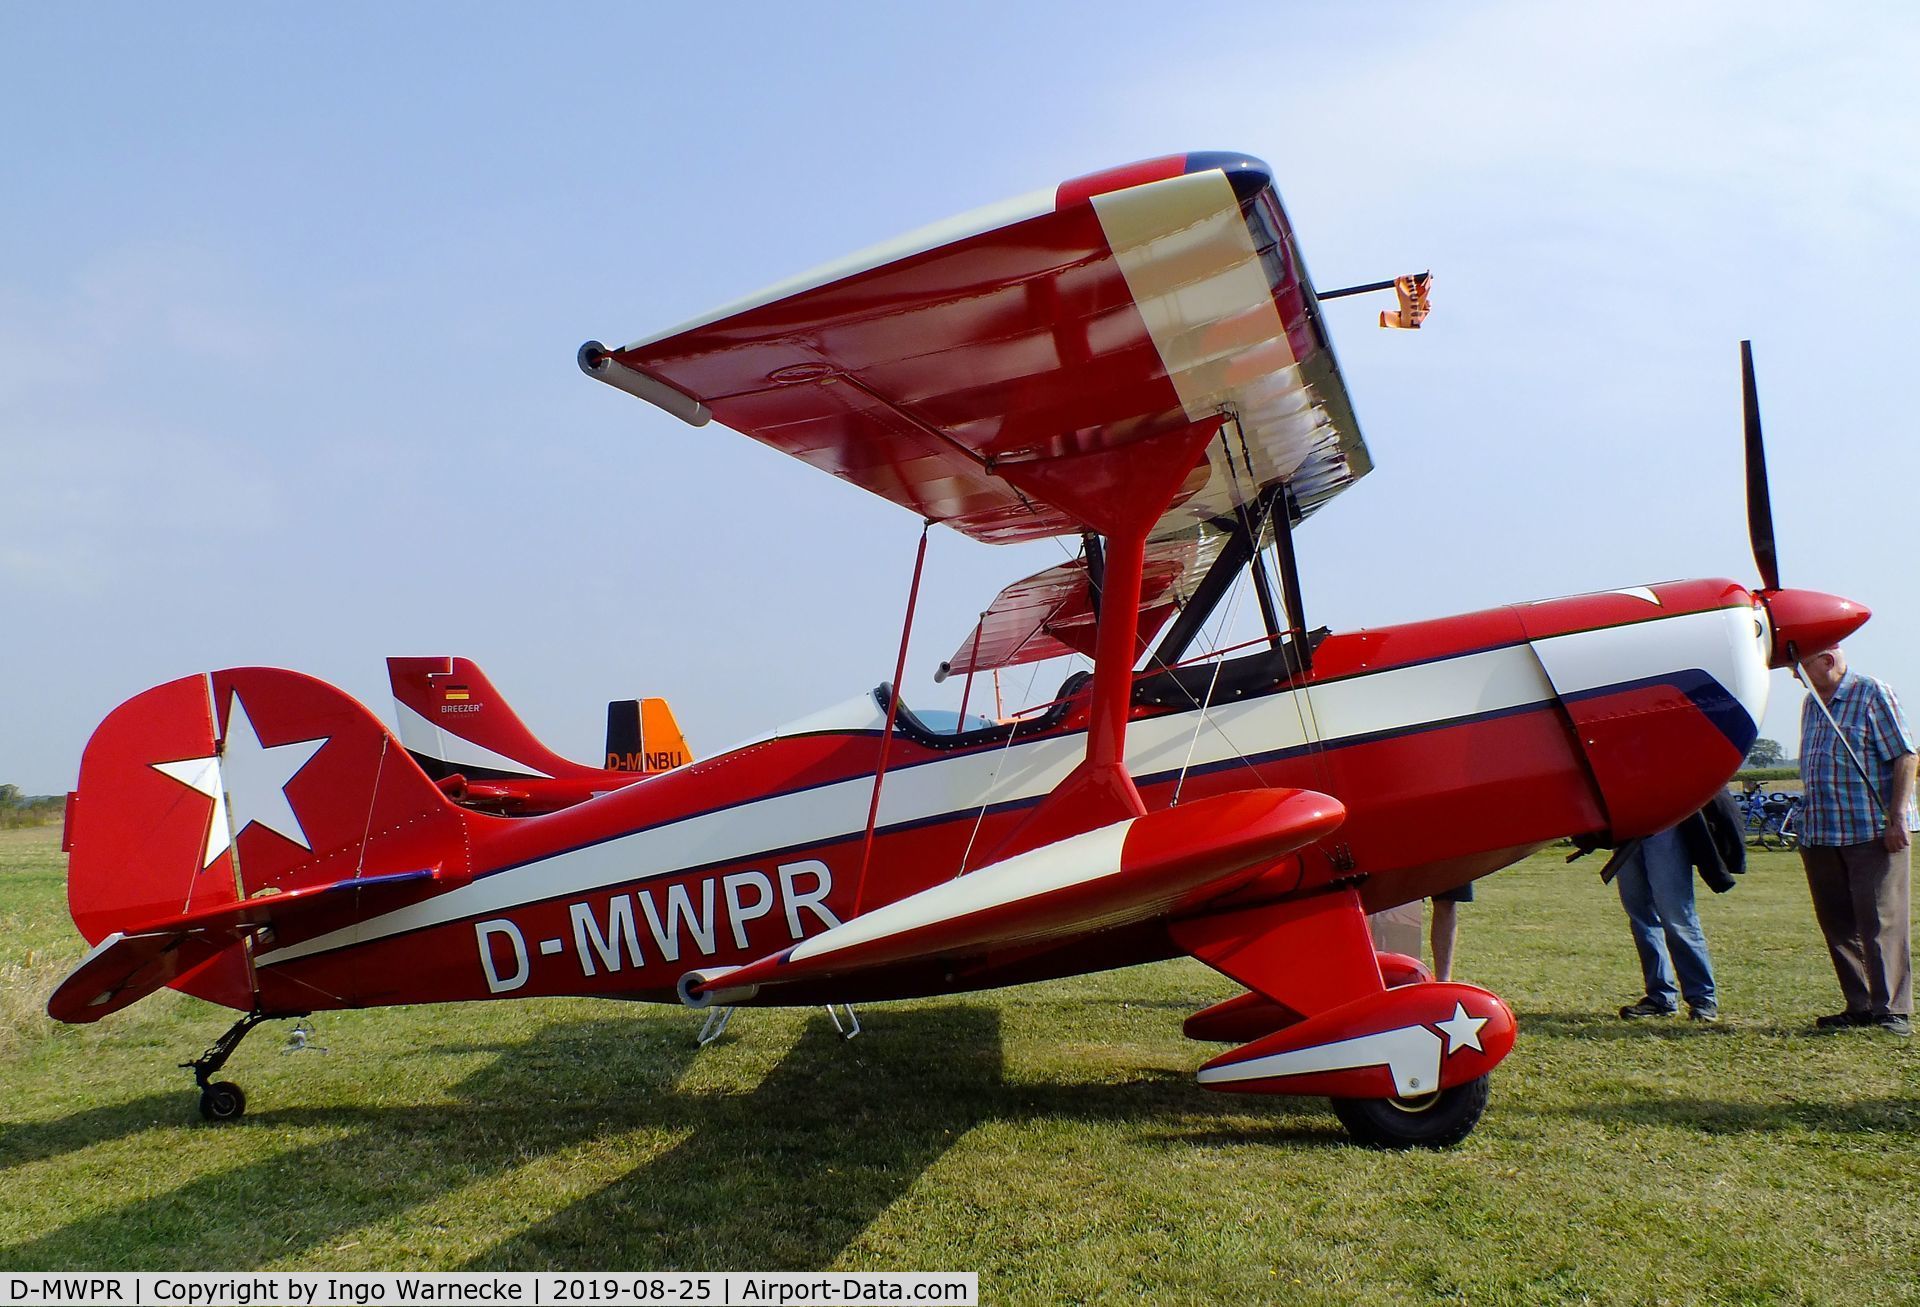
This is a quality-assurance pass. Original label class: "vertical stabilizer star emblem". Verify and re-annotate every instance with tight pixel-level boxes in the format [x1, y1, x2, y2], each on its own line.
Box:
[150, 691, 328, 866]
[151, 755, 232, 868]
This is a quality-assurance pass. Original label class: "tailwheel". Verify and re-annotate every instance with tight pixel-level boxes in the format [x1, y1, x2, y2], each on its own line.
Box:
[183, 1008, 303, 1123]
[198, 1081, 247, 1122]
[1330, 1074, 1490, 1149]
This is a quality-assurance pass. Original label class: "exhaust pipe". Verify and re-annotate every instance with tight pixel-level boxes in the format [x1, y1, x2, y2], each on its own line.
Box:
[677, 966, 759, 1009]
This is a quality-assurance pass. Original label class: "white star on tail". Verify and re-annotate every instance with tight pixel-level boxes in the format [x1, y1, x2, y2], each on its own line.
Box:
[151, 691, 327, 866]
[151, 754, 232, 868]
[1435, 1001, 1489, 1054]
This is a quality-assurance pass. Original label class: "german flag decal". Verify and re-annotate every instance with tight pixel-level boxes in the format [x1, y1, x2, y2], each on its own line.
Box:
[443, 685, 470, 702]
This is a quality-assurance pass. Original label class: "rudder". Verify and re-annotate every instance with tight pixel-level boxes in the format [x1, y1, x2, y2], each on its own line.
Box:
[69, 668, 472, 949]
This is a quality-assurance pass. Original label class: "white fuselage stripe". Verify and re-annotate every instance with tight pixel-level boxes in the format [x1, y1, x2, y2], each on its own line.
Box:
[1530, 604, 1769, 730]
[259, 608, 1759, 967]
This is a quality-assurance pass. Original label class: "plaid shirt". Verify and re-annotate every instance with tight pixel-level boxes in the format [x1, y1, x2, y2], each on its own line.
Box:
[1798, 671, 1919, 846]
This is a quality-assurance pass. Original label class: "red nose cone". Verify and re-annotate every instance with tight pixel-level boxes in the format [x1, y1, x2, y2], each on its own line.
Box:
[1760, 589, 1871, 668]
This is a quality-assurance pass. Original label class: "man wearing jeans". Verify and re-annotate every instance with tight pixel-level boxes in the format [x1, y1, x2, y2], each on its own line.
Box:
[1796, 644, 1916, 1037]
[1616, 824, 1719, 1022]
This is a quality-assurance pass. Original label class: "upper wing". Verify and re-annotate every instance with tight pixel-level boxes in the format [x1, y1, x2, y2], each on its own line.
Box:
[585, 152, 1369, 546]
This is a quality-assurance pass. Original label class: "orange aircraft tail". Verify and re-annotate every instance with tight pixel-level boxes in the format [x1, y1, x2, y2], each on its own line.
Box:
[604, 698, 694, 773]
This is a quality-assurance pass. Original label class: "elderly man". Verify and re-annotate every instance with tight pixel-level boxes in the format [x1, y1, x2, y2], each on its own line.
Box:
[1795, 644, 1917, 1037]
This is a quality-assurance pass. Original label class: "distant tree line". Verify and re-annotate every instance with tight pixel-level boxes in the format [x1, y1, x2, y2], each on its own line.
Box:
[0, 784, 65, 829]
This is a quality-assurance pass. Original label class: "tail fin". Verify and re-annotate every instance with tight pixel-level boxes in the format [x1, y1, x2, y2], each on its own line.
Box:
[604, 698, 696, 773]
[60, 668, 474, 1015]
[387, 656, 596, 781]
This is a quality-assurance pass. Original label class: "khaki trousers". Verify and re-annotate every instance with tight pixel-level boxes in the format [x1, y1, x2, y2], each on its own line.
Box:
[1801, 840, 1913, 1017]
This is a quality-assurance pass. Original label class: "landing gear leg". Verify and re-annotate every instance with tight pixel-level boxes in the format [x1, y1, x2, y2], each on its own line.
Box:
[696, 1006, 736, 1048]
[826, 1004, 862, 1040]
[183, 1008, 306, 1122]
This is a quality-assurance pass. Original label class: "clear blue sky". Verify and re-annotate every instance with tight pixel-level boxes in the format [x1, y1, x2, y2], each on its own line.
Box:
[3, 4, 1916, 794]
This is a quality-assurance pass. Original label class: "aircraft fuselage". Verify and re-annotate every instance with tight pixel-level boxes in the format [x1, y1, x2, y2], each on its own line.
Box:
[231, 577, 1769, 1015]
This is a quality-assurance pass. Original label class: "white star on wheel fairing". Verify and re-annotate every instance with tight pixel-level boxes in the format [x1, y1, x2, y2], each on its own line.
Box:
[1435, 1001, 1489, 1055]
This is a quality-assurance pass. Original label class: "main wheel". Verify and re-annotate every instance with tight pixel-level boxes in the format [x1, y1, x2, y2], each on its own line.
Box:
[1330, 1074, 1490, 1149]
[198, 1081, 247, 1122]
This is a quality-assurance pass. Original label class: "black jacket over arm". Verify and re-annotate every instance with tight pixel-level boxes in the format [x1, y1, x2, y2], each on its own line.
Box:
[1599, 790, 1747, 893]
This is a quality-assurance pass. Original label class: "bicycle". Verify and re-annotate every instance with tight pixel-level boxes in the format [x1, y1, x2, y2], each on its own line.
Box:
[1741, 789, 1801, 850]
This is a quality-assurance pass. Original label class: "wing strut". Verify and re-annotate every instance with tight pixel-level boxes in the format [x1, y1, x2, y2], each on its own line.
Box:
[953, 614, 987, 730]
[1083, 534, 1106, 622]
[1270, 485, 1313, 671]
[1149, 483, 1295, 670]
[852, 522, 932, 916]
[983, 418, 1225, 859]
[1242, 503, 1285, 648]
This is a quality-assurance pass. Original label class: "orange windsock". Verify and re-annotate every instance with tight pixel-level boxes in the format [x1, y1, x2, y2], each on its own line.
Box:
[1379, 272, 1432, 329]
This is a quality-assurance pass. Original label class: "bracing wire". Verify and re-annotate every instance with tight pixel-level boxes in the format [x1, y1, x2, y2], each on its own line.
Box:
[1170, 656, 1226, 807]
[355, 736, 390, 877]
[955, 655, 1048, 876]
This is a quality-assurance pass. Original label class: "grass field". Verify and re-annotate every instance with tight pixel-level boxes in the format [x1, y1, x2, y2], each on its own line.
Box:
[2, 824, 1915, 1303]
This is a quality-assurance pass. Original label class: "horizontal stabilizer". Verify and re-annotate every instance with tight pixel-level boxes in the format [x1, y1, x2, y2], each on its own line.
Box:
[46, 929, 232, 1024]
[125, 866, 457, 939]
[685, 787, 1343, 1002]
[49, 867, 461, 1025]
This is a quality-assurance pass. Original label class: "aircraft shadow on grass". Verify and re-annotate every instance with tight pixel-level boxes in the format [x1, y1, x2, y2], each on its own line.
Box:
[0, 1093, 186, 1175]
[0, 1004, 1316, 1271]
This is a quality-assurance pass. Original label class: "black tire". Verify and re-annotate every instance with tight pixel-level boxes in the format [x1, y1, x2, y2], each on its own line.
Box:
[198, 1081, 247, 1122]
[1330, 1074, 1490, 1149]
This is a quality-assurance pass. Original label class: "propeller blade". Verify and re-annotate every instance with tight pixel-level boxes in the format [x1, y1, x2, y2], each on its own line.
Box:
[1742, 340, 1781, 591]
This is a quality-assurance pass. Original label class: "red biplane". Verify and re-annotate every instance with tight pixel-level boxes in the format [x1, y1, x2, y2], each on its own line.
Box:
[386, 655, 693, 816]
[52, 152, 1866, 1146]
